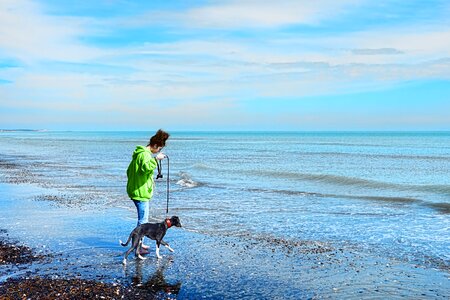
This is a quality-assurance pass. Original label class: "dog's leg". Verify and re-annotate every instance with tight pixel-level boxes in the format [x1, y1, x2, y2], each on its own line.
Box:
[123, 235, 146, 264]
[123, 246, 135, 265]
[136, 238, 147, 260]
[155, 241, 162, 259]
[140, 237, 150, 250]
[160, 240, 174, 252]
[122, 234, 139, 265]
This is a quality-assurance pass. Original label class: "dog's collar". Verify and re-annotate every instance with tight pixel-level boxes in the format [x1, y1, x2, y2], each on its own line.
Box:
[165, 219, 172, 228]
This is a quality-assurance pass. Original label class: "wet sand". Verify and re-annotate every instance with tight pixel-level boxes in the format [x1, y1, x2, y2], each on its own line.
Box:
[0, 234, 182, 299]
[0, 180, 449, 298]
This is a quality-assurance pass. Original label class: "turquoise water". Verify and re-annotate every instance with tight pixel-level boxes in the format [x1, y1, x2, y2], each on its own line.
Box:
[0, 131, 449, 297]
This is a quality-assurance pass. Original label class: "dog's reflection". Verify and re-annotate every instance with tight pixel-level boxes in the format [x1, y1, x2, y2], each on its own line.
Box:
[129, 260, 181, 296]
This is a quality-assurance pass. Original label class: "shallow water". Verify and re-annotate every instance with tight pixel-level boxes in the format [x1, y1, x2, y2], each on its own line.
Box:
[0, 131, 449, 298]
[1, 182, 449, 299]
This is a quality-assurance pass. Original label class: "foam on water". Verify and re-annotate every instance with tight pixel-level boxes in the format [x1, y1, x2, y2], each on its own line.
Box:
[175, 172, 199, 188]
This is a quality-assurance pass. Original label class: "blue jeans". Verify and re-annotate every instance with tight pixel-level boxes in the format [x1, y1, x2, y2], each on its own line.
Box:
[133, 200, 149, 226]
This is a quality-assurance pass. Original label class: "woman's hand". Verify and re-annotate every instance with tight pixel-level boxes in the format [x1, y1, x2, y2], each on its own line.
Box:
[156, 152, 166, 160]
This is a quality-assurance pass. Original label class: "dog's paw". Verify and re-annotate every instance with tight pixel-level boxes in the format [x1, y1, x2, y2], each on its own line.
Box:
[156, 255, 162, 259]
[122, 259, 127, 265]
[137, 254, 147, 260]
[168, 247, 174, 253]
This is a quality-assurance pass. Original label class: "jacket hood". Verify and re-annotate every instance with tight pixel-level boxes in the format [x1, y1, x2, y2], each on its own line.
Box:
[132, 145, 150, 159]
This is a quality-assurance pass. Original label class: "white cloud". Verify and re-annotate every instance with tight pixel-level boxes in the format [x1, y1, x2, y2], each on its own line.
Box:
[339, 28, 450, 64]
[0, 0, 105, 63]
[182, 0, 361, 29]
[121, 0, 361, 29]
[116, 24, 450, 96]
[352, 48, 404, 55]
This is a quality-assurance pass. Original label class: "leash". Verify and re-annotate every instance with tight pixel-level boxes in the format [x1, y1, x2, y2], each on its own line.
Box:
[156, 155, 170, 216]
[165, 155, 170, 215]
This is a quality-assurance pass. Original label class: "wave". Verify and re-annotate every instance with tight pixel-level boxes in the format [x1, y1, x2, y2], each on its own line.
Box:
[189, 163, 413, 191]
[427, 202, 450, 214]
[247, 187, 422, 204]
[247, 187, 319, 197]
[416, 184, 450, 195]
[250, 170, 450, 196]
[299, 151, 450, 162]
[190, 161, 450, 197]
[175, 171, 200, 188]
[188, 152, 450, 195]
[191, 163, 214, 170]
[342, 194, 420, 203]
[189, 156, 450, 195]
[262, 170, 398, 189]
[246, 187, 450, 214]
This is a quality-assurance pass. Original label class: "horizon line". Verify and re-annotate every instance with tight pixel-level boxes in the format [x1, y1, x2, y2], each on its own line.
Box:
[2, 129, 450, 133]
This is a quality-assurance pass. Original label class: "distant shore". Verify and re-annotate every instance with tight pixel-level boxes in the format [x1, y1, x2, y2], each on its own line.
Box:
[0, 129, 47, 132]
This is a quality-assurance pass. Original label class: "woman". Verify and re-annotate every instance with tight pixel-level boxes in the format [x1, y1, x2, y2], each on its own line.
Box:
[127, 129, 170, 230]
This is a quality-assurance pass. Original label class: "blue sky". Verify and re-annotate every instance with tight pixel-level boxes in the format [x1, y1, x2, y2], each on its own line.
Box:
[0, 0, 449, 131]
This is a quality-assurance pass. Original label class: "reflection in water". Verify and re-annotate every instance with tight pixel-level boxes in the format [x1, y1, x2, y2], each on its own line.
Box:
[125, 260, 182, 298]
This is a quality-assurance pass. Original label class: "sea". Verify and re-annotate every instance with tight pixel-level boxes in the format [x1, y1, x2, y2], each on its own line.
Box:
[0, 130, 449, 298]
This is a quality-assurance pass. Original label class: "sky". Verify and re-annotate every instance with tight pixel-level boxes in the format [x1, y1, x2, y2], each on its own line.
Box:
[0, 0, 449, 131]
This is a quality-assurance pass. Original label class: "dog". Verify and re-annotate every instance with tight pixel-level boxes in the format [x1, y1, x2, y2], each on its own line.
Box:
[120, 216, 182, 264]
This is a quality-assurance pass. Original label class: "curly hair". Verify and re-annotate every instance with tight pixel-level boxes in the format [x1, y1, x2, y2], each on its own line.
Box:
[147, 129, 170, 147]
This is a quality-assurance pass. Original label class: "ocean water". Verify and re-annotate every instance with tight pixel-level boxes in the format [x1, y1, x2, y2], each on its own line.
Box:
[0, 131, 449, 297]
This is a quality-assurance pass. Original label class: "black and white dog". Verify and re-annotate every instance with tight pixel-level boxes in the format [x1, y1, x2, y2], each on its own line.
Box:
[120, 216, 182, 264]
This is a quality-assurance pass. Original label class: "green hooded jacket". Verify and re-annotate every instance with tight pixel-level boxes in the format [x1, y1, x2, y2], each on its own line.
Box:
[126, 146, 158, 201]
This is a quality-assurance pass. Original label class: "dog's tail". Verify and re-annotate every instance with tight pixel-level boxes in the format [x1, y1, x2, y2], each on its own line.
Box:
[119, 233, 133, 247]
